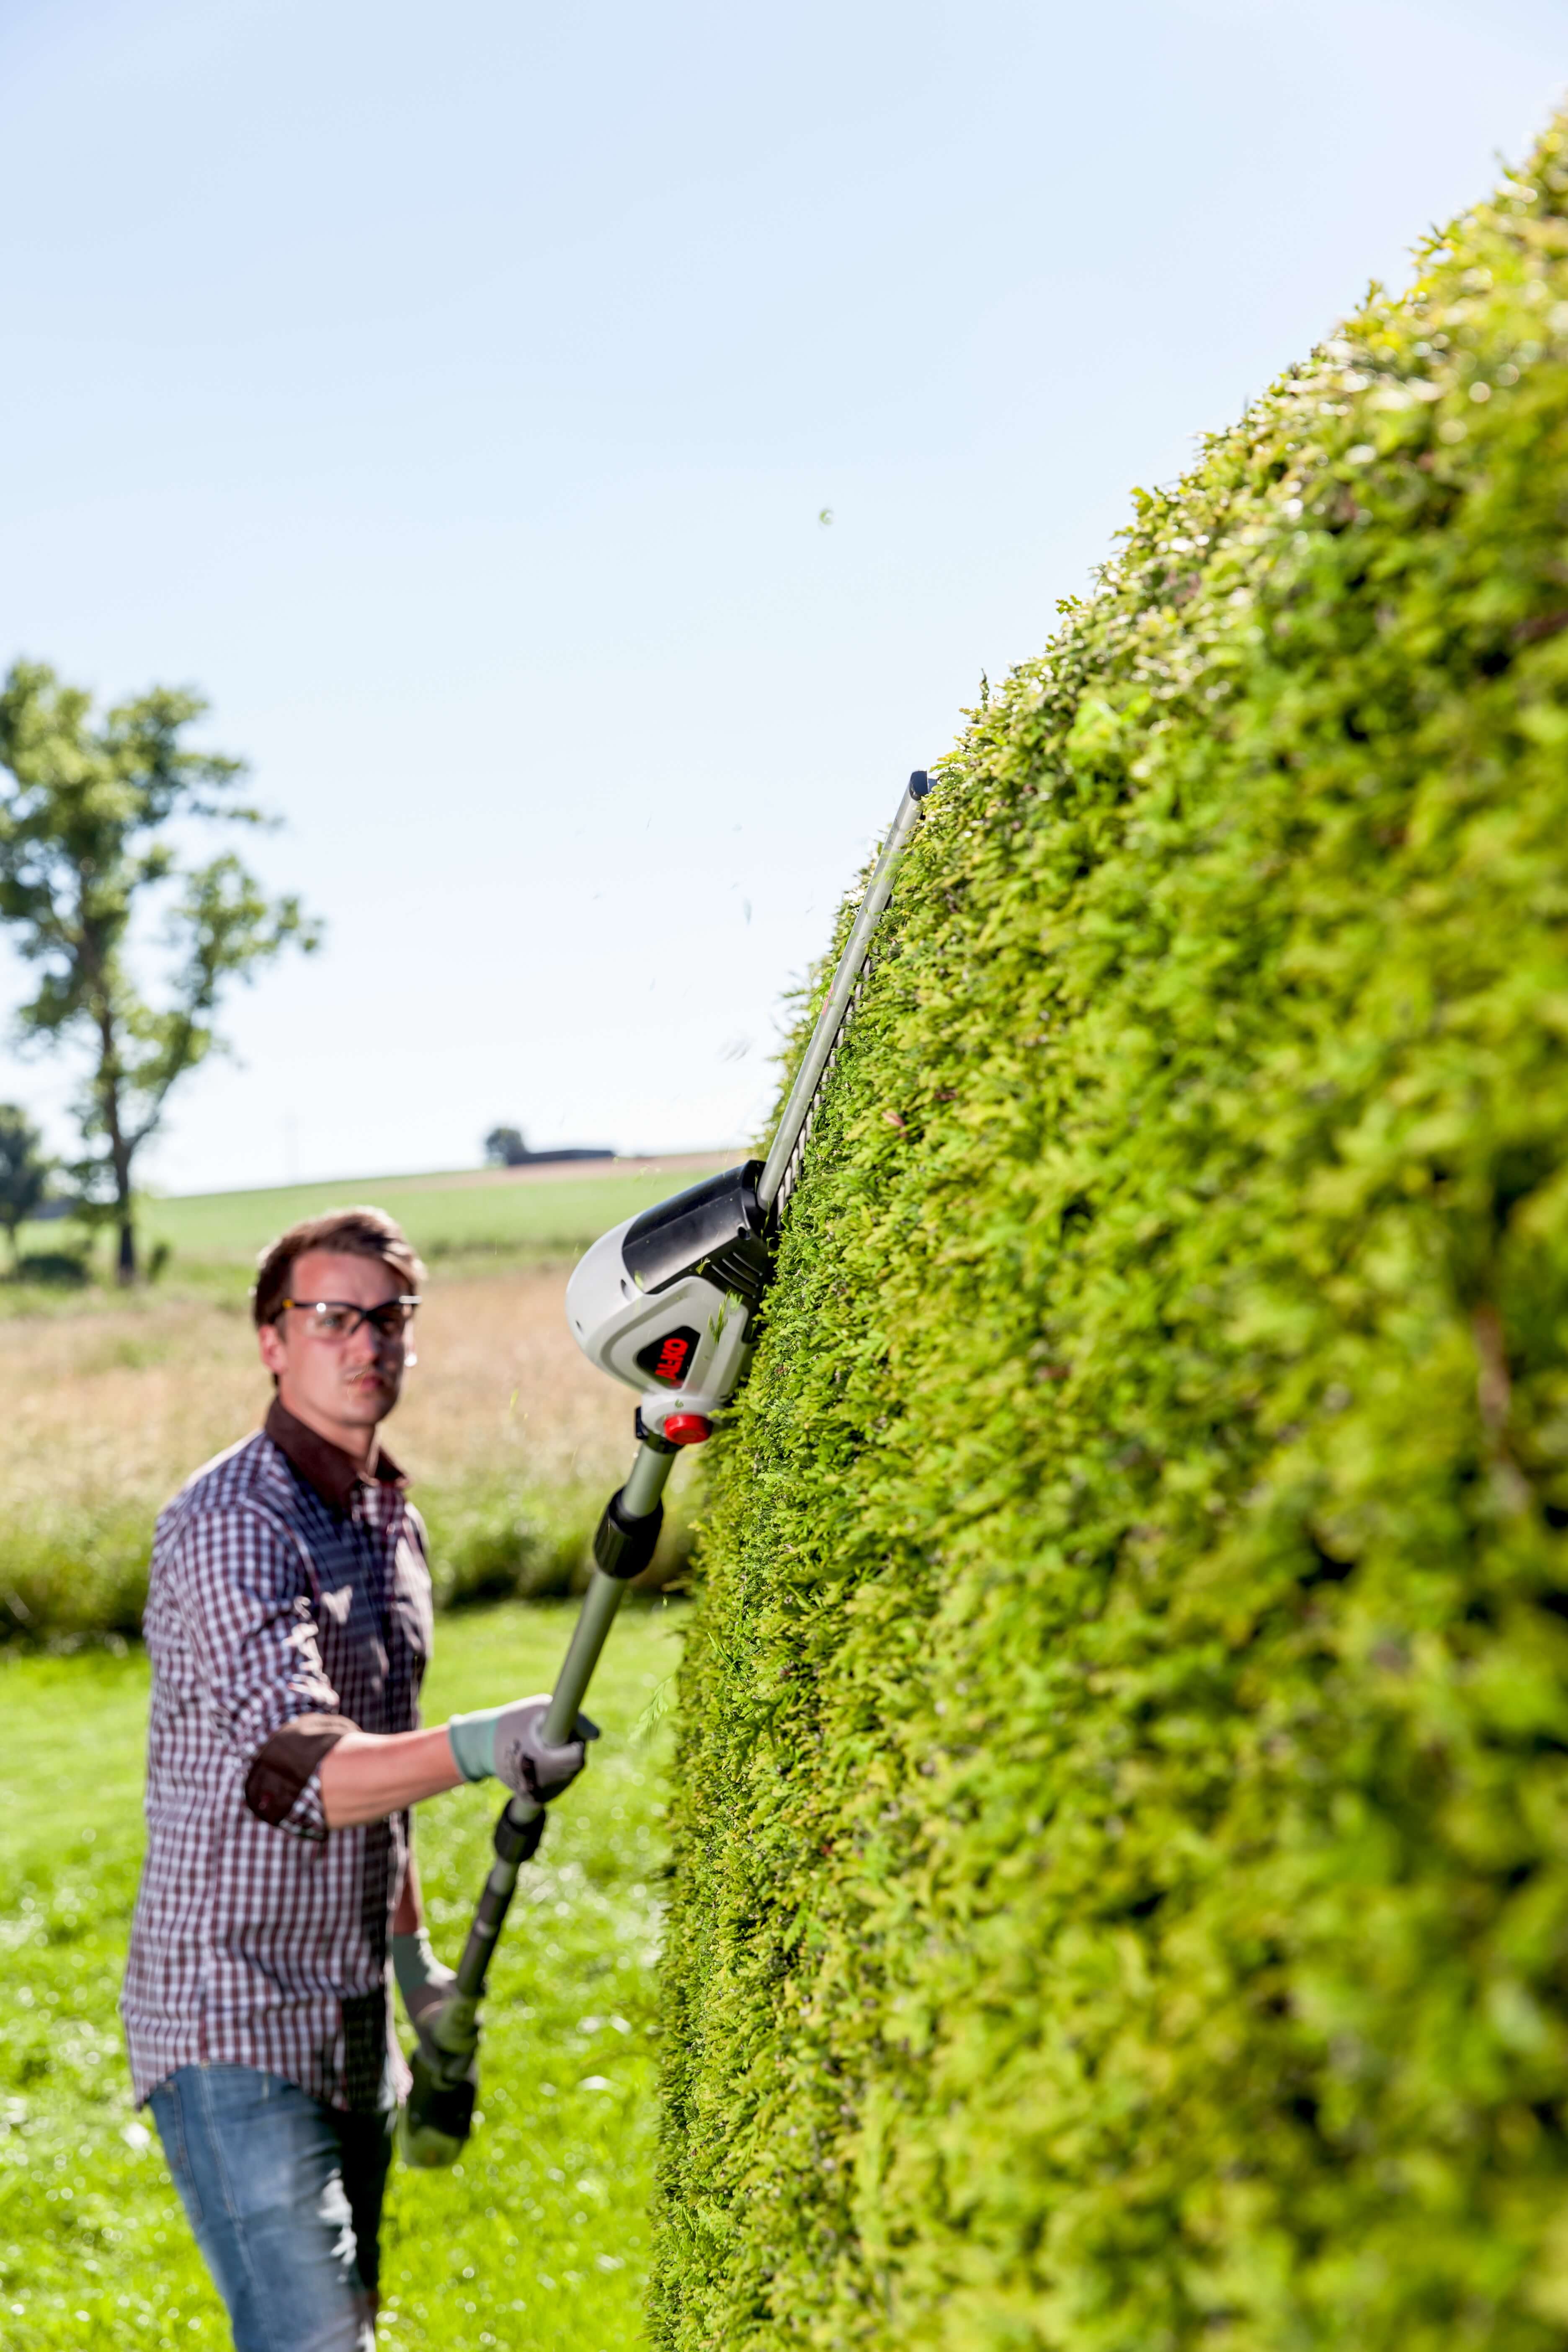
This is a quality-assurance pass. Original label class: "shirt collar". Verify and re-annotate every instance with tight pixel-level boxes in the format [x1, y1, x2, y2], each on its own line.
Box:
[263, 1395, 407, 1516]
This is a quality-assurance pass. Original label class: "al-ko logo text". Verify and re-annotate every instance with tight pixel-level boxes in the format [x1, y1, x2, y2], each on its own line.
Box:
[635, 1326, 700, 1387]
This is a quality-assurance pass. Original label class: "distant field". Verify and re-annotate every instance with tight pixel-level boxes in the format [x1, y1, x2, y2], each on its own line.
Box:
[0, 1155, 730, 1636]
[12, 1151, 735, 1283]
[0, 1257, 707, 1633]
[141, 1151, 735, 1269]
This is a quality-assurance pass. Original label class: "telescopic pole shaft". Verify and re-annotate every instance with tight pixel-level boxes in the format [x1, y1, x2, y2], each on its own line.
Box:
[442, 1435, 678, 2028]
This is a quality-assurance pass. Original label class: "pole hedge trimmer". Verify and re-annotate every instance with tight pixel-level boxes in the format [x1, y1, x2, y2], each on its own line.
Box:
[400, 769, 930, 2165]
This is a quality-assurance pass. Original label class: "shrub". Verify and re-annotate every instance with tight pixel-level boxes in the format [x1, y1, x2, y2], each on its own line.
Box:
[654, 120, 1568, 2351]
[14, 1251, 89, 1287]
[421, 1478, 697, 1609]
[0, 1506, 152, 1641]
[0, 1480, 696, 1643]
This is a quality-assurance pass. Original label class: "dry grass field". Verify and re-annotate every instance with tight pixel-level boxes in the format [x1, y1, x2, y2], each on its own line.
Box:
[0, 1159, 727, 1636]
[0, 1265, 628, 1537]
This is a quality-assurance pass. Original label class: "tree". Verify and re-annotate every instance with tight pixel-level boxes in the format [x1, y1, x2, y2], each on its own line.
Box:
[0, 1103, 51, 1267]
[0, 661, 321, 1281]
[484, 1125, 529, 1166]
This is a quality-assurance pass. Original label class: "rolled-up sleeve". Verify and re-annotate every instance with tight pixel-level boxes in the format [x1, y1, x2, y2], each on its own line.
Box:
[171, 1501, 356, 1841]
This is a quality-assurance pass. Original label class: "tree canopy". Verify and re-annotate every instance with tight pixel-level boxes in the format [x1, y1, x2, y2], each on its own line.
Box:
[0, 661, 320, 1278]
[484, 1125, 529, 1166]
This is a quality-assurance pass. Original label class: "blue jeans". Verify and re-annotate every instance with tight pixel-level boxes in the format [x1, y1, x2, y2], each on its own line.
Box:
[149, 2065, 393, 2352]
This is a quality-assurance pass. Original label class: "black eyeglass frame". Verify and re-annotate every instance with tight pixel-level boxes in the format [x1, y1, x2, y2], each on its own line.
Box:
[277, 1295, 422, 1341]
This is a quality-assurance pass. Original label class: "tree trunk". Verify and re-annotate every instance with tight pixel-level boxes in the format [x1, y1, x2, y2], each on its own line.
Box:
[114, 1149, 136, 1284]
[100, 1044, 136, 1284]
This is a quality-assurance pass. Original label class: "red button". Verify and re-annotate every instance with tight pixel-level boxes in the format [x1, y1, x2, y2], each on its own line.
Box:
[663, 1413, 712, 1446]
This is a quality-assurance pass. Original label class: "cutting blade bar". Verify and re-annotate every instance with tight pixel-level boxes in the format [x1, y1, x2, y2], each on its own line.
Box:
[757, 771, 929, 1220]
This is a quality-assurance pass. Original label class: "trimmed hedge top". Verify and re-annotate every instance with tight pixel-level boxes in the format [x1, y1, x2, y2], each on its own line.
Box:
[654, 118, 1568, 2352]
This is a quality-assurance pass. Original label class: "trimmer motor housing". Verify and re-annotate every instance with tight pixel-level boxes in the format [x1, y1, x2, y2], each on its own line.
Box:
[565, 1159, 773, 1439]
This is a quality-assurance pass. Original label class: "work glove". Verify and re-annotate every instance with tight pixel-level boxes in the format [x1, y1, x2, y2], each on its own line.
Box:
[446, 1694, 599, 1804]
[392, 1927, 476, 2171]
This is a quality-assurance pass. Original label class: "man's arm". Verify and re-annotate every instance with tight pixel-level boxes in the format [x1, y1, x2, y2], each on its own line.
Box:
[389, 1852, 460, 2071]
[173, 1501, 350, 1844]
[393, 1854, 425, 1937]
[169, 1504, 593, 1836]
[319, 1696, 601, 1829]
[320, 1725, 464, 1830]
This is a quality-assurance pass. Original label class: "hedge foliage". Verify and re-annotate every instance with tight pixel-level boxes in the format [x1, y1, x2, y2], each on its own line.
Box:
[654, 120, 1568, 2352]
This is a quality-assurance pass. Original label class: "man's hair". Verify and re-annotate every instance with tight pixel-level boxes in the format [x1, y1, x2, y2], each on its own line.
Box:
[251, 1207, 426, 1329]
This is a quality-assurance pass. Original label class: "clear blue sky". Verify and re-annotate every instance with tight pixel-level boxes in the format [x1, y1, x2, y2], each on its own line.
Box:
[0, 0, 1562, 1192]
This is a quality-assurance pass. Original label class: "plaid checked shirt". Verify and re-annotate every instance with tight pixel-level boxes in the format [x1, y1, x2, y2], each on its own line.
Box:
[122, 1400, 433, 2113]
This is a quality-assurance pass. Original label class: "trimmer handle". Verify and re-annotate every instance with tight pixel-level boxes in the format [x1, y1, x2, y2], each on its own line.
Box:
[400, 2048, 477, 2168]
[398, 1798, 548, 2169]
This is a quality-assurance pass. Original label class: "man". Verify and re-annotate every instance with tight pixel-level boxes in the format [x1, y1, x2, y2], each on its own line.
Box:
[122, 1207, 594, 2352]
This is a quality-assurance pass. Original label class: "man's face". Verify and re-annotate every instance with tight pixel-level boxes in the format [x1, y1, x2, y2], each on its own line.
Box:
[257, 1249, 415, 1443]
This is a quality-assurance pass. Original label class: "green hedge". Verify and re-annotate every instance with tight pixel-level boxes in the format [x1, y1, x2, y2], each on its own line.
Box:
[654, 120, 1568, 2351]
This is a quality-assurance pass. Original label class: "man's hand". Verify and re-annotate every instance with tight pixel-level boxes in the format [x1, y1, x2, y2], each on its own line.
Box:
[494, 1697, 599, 1803]
[392, 1927, 475, 2170]
[446, 1694, 599, 1804]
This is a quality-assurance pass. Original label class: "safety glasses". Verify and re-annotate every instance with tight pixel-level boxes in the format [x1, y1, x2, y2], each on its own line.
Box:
[279, 1296, 421, 1343]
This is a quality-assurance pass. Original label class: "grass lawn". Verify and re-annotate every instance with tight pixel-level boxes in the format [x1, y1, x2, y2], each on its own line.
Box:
[0, 1601, 683, 2350]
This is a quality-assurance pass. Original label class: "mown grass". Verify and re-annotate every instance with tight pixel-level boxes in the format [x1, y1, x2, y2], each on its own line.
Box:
[0, 1599, 682, 2351]
[143, 1162, 725, 1271]
[5, 1155, 732, 1302]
